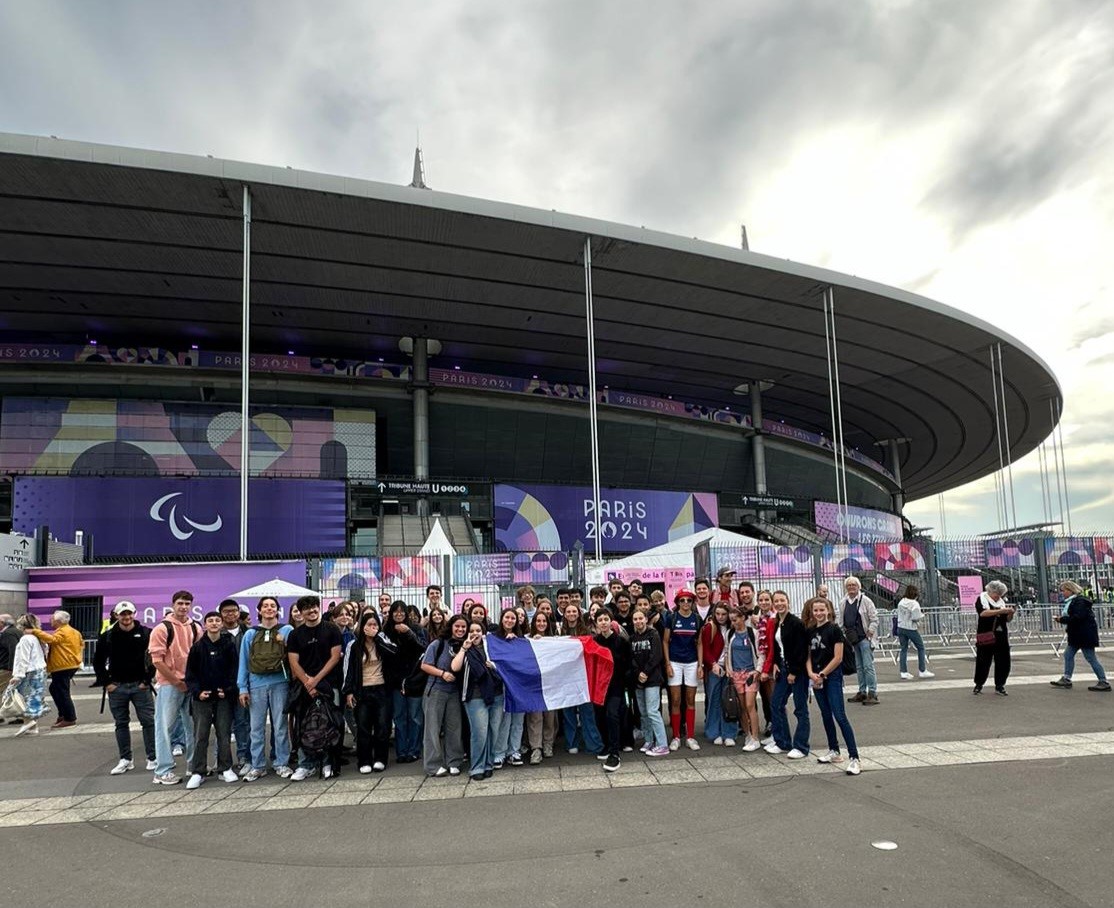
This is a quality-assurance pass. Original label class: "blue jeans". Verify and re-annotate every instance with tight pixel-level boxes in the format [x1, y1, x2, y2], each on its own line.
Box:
[854, 638, 877, 694]
[464, 695, 503, 776]
[898, 629, 927, 673]
[812, 670, 858, 759]
[1064, 645, 1107, 683]
[248, 682, 290, 771]
[169, 713, 187, 748]
[154, 684, 194, 776]
[501, 711, 525, 758]
[232, 700, 251, 764]
[770, 661, 810, 753]
[704, 672, 740, 741]
[635, 686, 668, 748]
[561, 702, 603, 754]
[392, 691, 424, 759]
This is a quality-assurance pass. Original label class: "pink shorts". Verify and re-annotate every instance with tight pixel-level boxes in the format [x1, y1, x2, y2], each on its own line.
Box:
[730, 670, 759, 695]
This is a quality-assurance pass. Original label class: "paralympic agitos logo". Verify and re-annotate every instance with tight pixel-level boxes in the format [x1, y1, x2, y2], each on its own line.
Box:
[149, 492, 224, 541]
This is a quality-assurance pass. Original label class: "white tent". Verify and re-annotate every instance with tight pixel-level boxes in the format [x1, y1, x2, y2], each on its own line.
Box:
[226, 577, 320, 600]
[585, 527, 761, 583]
[418, 518, 456, 557]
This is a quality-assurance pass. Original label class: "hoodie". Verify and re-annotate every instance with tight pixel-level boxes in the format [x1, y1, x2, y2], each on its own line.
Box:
[184, 631, 239, 699]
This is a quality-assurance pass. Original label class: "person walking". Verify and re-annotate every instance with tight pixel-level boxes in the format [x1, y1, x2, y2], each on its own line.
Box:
[32, 610, 84, 729]
[973, 580, 1014, 696]
[1050, 581, 1110, 692]
[896, 585, 934, 680]
[7, 615, 47, 736]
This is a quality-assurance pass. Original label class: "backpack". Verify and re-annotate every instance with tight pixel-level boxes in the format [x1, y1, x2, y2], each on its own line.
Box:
[300, 695, 342, 756]
[247, 626, 287, 675]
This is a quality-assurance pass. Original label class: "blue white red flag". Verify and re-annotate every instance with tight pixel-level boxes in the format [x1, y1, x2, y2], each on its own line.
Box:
[486, 635, 614, 712]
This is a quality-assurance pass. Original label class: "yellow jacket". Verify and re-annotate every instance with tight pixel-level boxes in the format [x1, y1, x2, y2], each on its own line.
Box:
[32, 624, 84, 672]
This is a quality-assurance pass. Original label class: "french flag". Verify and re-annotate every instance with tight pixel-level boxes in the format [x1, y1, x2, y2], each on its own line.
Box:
[486, 635, 614, 712]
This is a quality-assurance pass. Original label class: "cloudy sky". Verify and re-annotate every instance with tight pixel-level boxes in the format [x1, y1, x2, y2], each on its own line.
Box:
[2, 0, 1112, 536]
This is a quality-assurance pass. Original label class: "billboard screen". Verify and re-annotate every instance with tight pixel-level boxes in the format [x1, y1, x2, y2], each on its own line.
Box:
[14, 477, 346, 556]
[494, 483, 718, 554]
[814, 502, 903, 543]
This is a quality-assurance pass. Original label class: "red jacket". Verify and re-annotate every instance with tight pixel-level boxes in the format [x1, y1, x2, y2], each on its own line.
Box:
[700, 621, 729, 669]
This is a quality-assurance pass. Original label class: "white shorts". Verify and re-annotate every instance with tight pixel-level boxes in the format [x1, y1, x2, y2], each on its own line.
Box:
[667, 661, 698, 687]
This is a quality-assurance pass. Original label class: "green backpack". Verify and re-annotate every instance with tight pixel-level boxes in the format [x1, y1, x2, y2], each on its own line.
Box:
[247, 626, 287, 675]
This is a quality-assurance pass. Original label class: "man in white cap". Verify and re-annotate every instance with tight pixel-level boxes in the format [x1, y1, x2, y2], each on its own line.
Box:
[93, 601, 157, 775]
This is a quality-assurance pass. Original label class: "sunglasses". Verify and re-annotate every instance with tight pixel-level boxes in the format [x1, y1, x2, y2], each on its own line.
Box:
[678, 597, 694, 603]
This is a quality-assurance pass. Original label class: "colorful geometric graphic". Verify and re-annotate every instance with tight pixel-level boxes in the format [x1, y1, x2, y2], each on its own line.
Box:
[0, 398, 375, 478]
[935, 539, 986, 569]
[1093, 538, 1114, 566]
[875, 542, 926, 572]
[1044, 537, 1095, 566]
[757, 544, 815, 578]
[985, 537, 1037, 567]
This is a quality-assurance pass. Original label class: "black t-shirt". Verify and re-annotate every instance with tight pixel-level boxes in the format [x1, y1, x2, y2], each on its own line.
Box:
[809, 623, 845, 674]
[287, 622, 344, 686]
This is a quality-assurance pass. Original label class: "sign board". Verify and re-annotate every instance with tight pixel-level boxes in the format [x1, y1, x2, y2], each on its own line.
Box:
[957, 575, 984, 611]
[368, 479, 486, 500]
[721, 493, 804, 511]
[0, 532, 36, 583]
[494, 483, 718, 554]
[814, 502, 903, 543]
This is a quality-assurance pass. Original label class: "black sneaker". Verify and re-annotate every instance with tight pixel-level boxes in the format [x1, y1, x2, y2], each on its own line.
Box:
[1088, 681, 1111, 692]
[1049, 677, 1073, 689]
[602, 754, 621, 773]
[972, 686, 982, 695]
[995, 688, 1008, 696]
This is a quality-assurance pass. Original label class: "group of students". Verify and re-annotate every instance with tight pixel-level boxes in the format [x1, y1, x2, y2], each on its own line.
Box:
[79, 575, 875, 787]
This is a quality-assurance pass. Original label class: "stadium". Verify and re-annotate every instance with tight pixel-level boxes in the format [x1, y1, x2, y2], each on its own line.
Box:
[0, 132, 1066, 623]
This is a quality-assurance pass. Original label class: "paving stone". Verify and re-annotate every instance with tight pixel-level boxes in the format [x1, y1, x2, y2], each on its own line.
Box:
[201, 798, 260, 815]
[256, 795, 318, 811]
[98, 804, 160, 821]
[82, 793, 144, 809]
[650, 769, 705, 785]
[513, 779, 562, 795]
[694, 765, 748, 782]
[325, 779, 378, 792]
[312, 791, 367, 808]
[413, 783, 467, 800]
[147, 802, 207, 818]
[560, 775, 611, 791]
[464, 782, 515, 797]
[226, 783, 291, 799]
[131, 791, 187, 806]
[561, 763, 605, 777]
[608, 773, 658, 788]
[361, 787, 416, 804]
[26, 795, 93, 810]
[0, 810, 62, 827]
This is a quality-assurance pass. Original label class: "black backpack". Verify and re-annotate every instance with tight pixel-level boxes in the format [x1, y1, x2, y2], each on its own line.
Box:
[300, 695, 342, 756]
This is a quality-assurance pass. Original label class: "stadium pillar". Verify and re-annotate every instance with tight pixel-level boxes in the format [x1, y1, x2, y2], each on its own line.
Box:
[239, 185, 251, 562]
[749, 381, 768, 495]
[413, 336, 431, 483]
[884, 438, 908, 514]
[583, 237, 603, 564]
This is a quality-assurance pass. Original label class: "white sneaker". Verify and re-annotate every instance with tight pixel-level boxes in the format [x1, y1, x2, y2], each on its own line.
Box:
[919, 670, 936, 678]
[568, 747, 579, 755]
[322, 765, 335, 779]
[685, 737, 701, 751]
[185, 773, 203, 790]
[220, 769, 239, 783]
[372, 761, 386, 772]
[668, 738, 681, 751]
[899, 672, 914, 680]
[433, 767, 448, 777]
[238, 763, 254, 777]
[816, 750, 844, 764]
[152, 772, 181, 785]
[242, 768, 267, 782]
[275, 765, 294, 779]
[723, 738, 736, 747]
[171, 745, 184, 757]
[110, 759, 134, 775]
[787, 748, 807, 760]
[359, 765, 373, 774]
[14, 720, 37, 737]
[846, 758, 862, 776]
[290, 767, 311, 782]
[764, 743, 785, 754]
[742, 738, 762, 752]
[760, 735, 773, 746]
[145, 759, 158, 771]
[448, 767, 461, 776]
[713, 736, 724, 746]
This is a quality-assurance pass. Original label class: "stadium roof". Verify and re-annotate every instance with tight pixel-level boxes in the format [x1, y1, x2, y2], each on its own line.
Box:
[0, 133, 1061, 500]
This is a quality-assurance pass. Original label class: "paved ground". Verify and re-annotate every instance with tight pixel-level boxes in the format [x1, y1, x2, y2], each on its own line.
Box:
[1, 649, 1111, 907]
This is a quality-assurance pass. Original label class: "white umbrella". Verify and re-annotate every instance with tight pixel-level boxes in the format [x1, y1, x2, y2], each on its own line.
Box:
[226, 577, 319, 600]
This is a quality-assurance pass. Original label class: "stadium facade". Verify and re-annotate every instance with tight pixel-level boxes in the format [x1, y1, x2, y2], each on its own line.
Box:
[0, 133, 1062, 563]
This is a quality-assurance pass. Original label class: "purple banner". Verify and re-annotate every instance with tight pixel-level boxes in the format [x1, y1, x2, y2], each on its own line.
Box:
[14, 478, 346, 556]
[494, 483, 718, 554]
[27, 560, 307, 625]
[814, 502, 903, 543]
